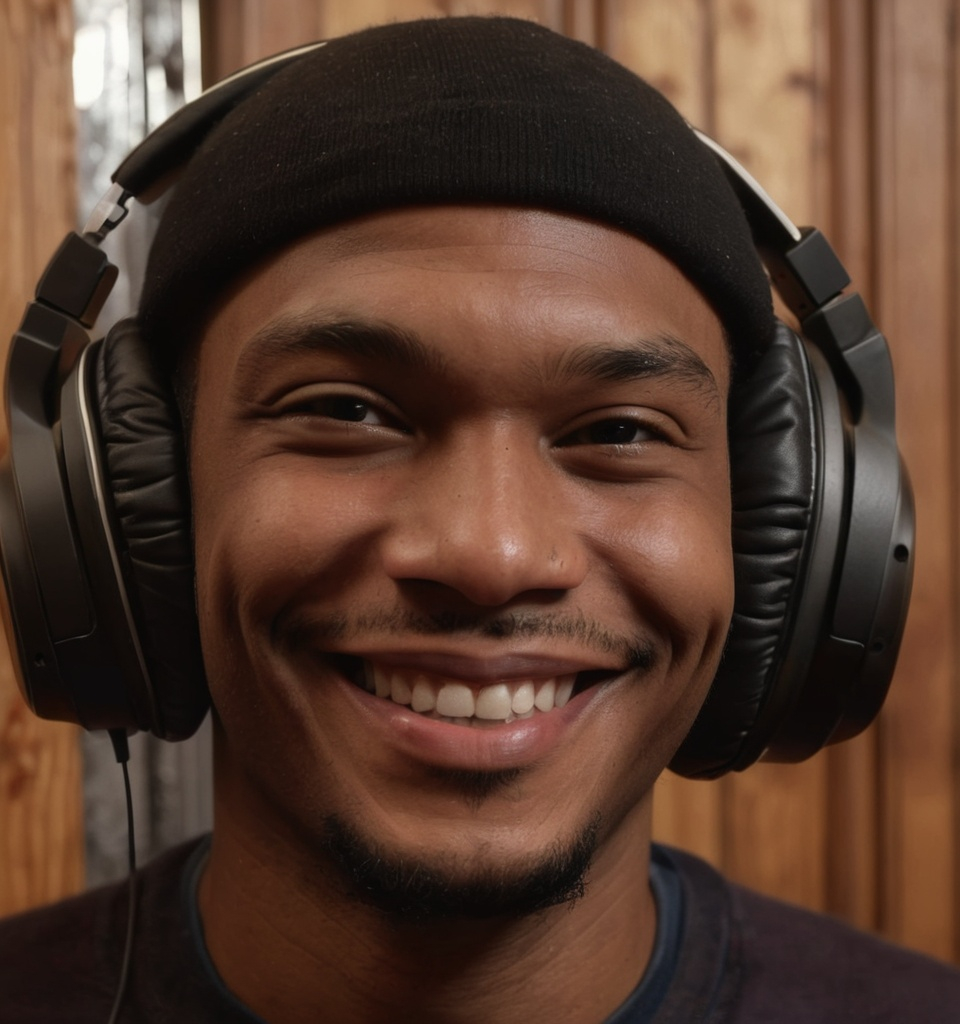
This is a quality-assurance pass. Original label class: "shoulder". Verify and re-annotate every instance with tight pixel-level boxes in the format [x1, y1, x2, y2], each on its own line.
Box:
[0, 837, 208, 1023]
[0, 870, 125, 1021]
[661, 845, 960, 1024]
[730, 881, 960, 1019]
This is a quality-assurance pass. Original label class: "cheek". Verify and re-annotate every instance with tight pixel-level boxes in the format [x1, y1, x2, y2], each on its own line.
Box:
[602, 480, 734, 638]
[646, 512, 733, 622]
[593, 497, 733, 783]
[193, 463, 388, 620]
[188, 468, 360, 755]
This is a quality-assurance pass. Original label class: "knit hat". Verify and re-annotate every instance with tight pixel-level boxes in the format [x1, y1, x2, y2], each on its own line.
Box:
[138, 16, 775, 365]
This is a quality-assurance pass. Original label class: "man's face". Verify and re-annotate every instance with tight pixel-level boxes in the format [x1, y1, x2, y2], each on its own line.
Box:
[190, 206, 734, 913]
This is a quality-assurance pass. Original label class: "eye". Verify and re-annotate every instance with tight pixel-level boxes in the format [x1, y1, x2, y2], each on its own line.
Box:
[556, 416, 667, 448]
[279, 385, 408, 431]
[308, 394, 387, 425]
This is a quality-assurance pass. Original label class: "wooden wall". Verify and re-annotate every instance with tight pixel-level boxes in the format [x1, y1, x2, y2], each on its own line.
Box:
[2, 0, 958, 969]
[0, 0, 85, 916]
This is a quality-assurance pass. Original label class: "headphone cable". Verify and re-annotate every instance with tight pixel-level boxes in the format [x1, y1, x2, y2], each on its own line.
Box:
[106, 729, 137, 1024]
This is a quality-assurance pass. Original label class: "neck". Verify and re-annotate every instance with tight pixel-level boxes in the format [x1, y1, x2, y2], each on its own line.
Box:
[198, 802, 658, 1024]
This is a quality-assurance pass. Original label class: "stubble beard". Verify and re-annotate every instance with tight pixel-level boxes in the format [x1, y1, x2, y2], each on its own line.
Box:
[279, 610, 651, 923]
[319, 805, 603, 923]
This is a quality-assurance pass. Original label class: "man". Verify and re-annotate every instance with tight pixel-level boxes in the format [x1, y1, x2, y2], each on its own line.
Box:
[1, 15, 958, 1023]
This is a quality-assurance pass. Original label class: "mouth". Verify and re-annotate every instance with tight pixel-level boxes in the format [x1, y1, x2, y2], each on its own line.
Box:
[329, 655, 618, 727]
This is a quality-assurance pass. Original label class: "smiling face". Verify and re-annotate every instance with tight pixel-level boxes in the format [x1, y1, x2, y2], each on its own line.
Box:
[189, 205, 734, 917]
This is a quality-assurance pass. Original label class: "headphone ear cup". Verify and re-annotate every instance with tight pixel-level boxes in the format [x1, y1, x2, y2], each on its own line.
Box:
[670, 321, 832, 778]
[92, 317, 207, 739]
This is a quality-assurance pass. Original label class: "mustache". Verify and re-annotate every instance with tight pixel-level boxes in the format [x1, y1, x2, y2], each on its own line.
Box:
[278, 607, 656, 670]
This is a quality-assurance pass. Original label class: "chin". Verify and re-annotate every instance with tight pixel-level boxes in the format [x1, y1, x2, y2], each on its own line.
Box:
[316, 810, 603, 923]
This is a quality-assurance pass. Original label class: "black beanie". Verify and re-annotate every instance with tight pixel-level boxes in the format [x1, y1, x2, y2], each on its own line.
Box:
[138, 16, 775, 364]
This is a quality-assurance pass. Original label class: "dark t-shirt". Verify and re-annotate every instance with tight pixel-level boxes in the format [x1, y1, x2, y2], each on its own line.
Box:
[1, 838, 958, 1022]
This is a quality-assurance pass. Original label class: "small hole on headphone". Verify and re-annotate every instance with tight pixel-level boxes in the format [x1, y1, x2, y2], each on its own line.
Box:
[33, 653, 45, 667]
[870, 639, 886, 654]
[894, 544, 909, 563]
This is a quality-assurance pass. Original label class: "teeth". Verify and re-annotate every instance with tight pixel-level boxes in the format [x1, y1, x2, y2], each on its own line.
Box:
[511, 681, 535, 715]
[366, 666, 582, 723]
[435, 682, 474, 718]
[411, 676, 436, 713]
[555, 676, 574, 708]
[475, 683, 512, 720]
[391, 673, 412, 706]
[534, 679, 555, 712]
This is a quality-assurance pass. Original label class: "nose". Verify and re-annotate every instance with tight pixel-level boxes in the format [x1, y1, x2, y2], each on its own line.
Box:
[379, 430, 589, 607]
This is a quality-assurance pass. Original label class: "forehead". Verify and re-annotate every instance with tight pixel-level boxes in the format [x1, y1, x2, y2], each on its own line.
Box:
[197, 205, 730, 397]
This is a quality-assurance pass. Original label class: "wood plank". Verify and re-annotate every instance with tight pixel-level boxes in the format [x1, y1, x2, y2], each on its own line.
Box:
[824, 734, 880, 930]
[601, 0, 711, 128]
[825, 0, 874, 297]
[820, 0, 880, 935]
[711, 0, 831, 912]
[201, 0, 323, 79]
[0, 679, 83, 914]
[652, 771, 723, 866]
[320, 0, 438, 41]
[873, 0, 958, 963]
[201, 0, 569, 82]
[443, 0, 564, 27]
[953, 0, 960, 964]
[713, 0, 825, 222]
[318, 0, 565, 41]
[0, 0, 84, 915]
[563, 0, 598, 44]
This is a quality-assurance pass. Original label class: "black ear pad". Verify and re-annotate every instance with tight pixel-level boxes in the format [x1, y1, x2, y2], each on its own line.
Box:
[0, 299, 207, 738]
[670, 321, 842, 778]
[88, 318, 207, 739]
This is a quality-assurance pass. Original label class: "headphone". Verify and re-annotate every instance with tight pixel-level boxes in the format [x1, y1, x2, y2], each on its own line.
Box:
[0, 43, 914, 779]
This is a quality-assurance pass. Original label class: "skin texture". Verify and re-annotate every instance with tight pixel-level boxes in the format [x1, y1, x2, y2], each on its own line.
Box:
[191, 206, 734, 1023]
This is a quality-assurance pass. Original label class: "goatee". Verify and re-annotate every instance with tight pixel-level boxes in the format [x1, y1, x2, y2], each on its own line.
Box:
[320, 812, 602, 923]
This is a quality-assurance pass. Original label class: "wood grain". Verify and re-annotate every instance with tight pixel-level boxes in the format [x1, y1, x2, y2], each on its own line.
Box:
[873, 0, 958, 961]
[953, 0, 960, 963]
[602, 0, 711, 128]
[201, 0, 568, 82]
[821, 0, 880, 935]
[0, 0, 84, 919]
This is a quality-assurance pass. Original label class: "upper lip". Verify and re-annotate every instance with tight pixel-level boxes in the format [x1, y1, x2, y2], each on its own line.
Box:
[322, 647, 626, 683]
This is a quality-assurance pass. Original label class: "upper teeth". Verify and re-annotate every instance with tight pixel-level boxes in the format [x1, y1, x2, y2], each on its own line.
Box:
[364, 664, 575, 722]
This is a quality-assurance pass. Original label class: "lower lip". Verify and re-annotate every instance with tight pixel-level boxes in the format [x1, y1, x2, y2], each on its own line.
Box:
[332, 672, 603, 772]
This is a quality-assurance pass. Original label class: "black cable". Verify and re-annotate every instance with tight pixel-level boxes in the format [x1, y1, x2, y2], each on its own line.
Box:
[106, 729, 137, 1024]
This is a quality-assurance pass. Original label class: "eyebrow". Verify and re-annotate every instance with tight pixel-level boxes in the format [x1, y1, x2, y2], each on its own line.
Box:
[546, 333, 722, 403]
[235, 314, 720, 403]
[236, 314, 445, 383]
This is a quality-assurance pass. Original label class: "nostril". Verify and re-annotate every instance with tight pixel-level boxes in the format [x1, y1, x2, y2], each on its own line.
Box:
[379, 500, 589, 606]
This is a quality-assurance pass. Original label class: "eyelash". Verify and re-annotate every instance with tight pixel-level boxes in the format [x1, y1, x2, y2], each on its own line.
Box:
[555, 416, 670, 448]
[272, 387, 676, 457]
[278, 386, 409, 431]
